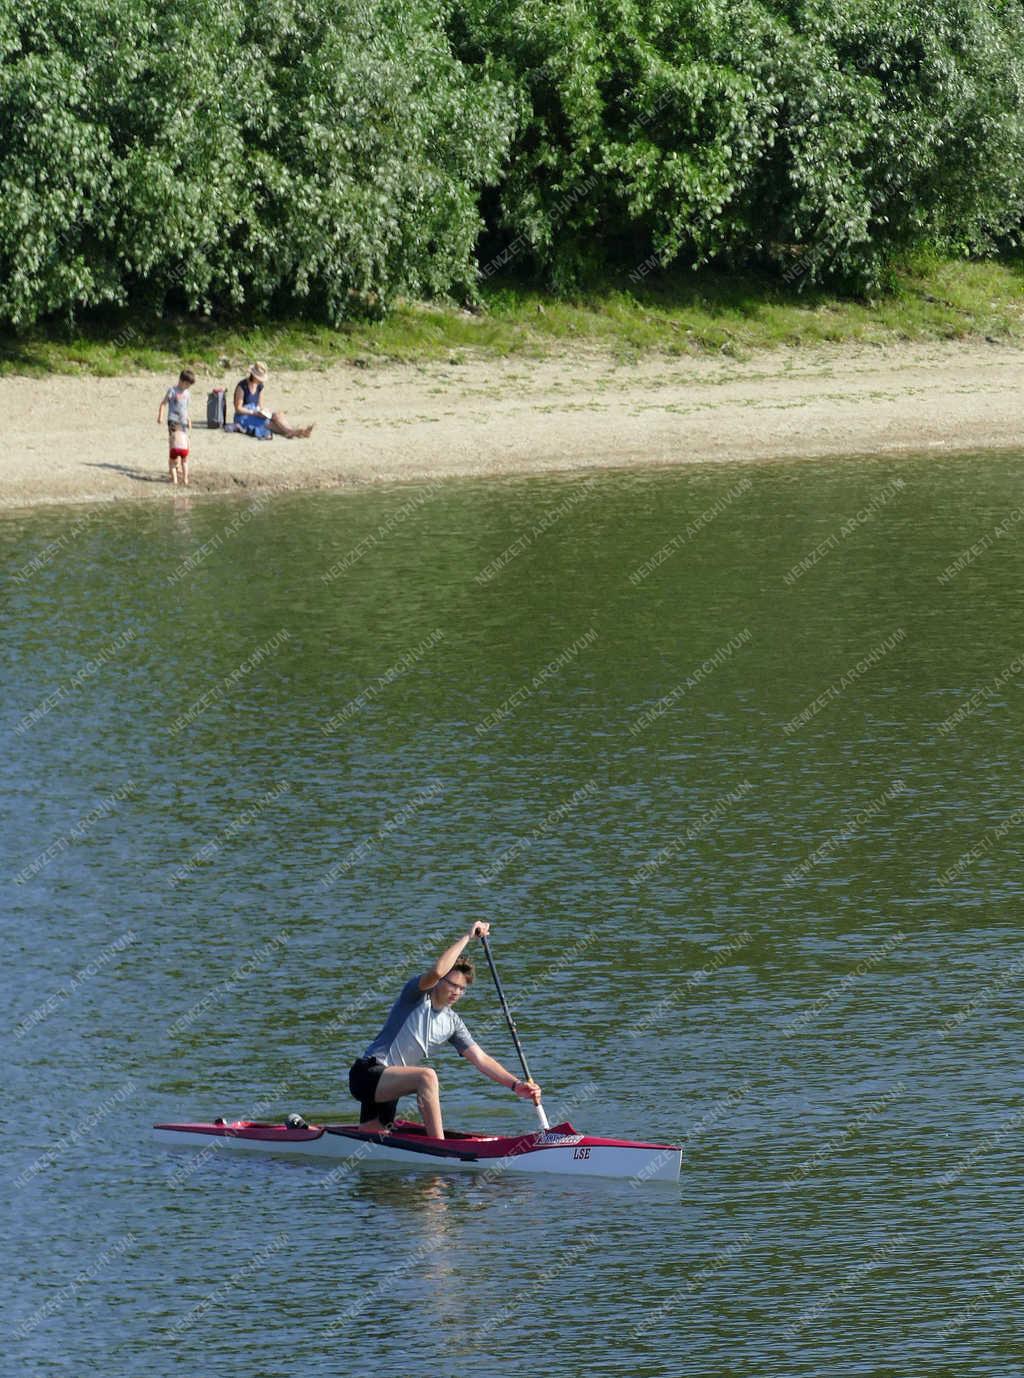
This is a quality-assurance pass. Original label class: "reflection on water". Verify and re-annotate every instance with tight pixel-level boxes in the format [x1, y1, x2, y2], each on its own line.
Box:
[4, 451, 1023, 1376]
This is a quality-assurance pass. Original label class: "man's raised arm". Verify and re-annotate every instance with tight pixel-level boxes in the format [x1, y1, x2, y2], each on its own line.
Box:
[417, 921, 490, 991]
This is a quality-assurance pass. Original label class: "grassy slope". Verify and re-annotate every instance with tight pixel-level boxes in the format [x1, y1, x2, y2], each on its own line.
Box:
[1, 257, 1021, 377]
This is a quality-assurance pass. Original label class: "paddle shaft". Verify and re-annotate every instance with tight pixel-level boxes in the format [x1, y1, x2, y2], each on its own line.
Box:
[479, 934, 550, 1131]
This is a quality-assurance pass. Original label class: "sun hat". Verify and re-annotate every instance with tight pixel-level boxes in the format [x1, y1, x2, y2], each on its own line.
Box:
[249, 362, 269, 381]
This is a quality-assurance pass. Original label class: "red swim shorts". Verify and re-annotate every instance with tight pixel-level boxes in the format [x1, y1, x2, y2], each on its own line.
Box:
[169, 447, 189, 460]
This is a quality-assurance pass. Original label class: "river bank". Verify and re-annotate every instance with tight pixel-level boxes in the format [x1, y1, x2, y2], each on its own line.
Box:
[2, 339, 1021, 510]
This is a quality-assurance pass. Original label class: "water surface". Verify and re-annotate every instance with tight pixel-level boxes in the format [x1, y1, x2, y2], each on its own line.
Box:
[4, 452, 1022, 1374]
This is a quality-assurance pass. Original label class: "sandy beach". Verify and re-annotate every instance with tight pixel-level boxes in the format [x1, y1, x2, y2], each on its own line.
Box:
[2, 339, 1020, 510]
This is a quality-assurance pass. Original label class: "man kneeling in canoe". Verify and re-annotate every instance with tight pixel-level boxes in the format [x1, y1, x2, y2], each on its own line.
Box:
[348, 922, 542, 1139]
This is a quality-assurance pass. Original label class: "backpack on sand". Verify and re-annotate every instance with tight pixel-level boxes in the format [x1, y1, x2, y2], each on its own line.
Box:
[206, 388, 227, 429]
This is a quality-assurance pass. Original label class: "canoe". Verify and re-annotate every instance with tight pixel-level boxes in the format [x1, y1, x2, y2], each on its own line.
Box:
[153, 1117, 681, 1184]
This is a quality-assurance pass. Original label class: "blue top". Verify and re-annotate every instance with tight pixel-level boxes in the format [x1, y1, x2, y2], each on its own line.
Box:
[363, 975, 476, 1067]
[235, 378, 263, 420]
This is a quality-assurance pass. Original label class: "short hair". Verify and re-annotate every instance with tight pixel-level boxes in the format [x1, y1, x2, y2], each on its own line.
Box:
[451, 958, 475, 983]
[179, 368, 196, 386]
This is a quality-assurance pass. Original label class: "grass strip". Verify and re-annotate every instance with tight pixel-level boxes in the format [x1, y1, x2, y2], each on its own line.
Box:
[1, 257, 1021, 378]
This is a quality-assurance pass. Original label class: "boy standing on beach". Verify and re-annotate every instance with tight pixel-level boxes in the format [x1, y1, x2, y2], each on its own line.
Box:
[157, 369, 196, 485]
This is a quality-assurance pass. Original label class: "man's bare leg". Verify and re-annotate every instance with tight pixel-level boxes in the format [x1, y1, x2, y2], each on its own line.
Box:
[362, 1065, 442, 1138]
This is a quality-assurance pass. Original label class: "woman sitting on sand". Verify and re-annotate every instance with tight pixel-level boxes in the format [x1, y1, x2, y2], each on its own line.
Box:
[233, 362, 314, 440]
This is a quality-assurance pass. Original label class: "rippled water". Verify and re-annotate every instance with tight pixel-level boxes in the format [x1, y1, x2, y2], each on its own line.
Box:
[4, 452, 1022, 1375]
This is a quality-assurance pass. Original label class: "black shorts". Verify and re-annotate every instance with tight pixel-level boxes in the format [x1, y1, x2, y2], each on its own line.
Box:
[348, 1056, 398, 1127]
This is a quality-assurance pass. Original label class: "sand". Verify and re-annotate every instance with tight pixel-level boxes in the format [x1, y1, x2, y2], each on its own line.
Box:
[1, 340, 1021, 510]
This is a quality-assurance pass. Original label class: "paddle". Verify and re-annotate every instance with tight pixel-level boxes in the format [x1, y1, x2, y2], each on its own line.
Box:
[479, 933, 550, 1132]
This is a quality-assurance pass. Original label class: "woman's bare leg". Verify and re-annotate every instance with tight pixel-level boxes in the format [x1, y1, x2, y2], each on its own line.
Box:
[269, 412, 314, 439]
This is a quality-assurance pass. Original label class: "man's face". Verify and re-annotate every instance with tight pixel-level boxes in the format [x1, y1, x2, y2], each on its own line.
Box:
[433, 972, 470, 1008]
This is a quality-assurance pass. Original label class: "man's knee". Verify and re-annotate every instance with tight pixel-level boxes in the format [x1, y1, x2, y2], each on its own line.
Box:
[417, 1067, 439, 1095]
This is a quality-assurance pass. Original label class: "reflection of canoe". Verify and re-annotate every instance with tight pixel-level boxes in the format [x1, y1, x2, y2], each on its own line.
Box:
[153, 1117, 681, 1183]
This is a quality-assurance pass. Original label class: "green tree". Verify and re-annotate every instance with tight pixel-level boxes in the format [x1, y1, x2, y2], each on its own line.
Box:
[455, 0, 1024, 289]
[0, 0, 514, 324]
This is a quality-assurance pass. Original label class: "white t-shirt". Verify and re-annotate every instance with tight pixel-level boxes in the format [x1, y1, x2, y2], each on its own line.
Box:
[363, 975, 475, 1066]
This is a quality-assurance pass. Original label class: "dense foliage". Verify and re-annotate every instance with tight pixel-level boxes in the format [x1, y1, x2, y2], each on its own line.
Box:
[2, 0, 1023, 323]
[0, 0, 513, 324]
[460, 0, 1024, 290]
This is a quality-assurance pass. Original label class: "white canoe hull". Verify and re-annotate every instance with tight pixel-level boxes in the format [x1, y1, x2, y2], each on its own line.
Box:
[153, 1124, 681, 1184]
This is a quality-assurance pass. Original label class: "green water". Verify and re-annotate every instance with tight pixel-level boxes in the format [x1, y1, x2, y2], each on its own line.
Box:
[4, 453, 1023, 1375]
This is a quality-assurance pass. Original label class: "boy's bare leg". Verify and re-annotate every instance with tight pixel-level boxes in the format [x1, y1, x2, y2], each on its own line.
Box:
[168, 456, 178, 484]
[365, 1066, 443, 1138]
[181, 457, 189, 486]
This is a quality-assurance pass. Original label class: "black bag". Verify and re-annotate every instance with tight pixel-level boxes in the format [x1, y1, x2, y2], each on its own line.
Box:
[206, 388, 227, 429]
